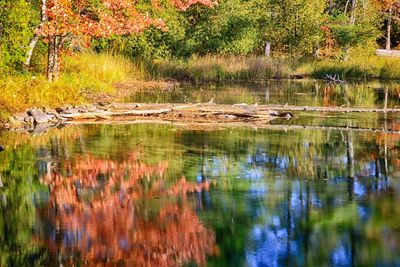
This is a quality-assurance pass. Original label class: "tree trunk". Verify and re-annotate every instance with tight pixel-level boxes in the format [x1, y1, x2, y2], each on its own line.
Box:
[47, 36, 60, 82]
[350, 0, 357, 25]
[386, 7, 392, 50]
[25, 35, 39, 66]
[25, 0, 47, 67]
[265, 42, 271, 57]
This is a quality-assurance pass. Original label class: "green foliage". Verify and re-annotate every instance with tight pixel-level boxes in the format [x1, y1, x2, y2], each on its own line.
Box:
[263, 0, 326, 55]
[181, 0, 264, 55]
[331, 24, 376, 48]
[0, 0, 35, 73]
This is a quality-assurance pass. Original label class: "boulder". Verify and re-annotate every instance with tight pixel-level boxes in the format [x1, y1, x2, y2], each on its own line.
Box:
[24, 116, 35, 125]
[13, 112, 29, 123]
[27, 109, 51, 124]
[30, 123, 53, 135]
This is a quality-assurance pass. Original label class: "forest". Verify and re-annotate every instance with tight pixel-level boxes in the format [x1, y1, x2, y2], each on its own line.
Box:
[1, 1, 400, 266]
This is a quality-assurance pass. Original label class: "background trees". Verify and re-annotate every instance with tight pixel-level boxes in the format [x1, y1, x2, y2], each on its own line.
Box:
[0, 0, 35, 73]
[0, 0, 400, 78]
[374, 0, 400, 50]
[22, 0, 213, 81]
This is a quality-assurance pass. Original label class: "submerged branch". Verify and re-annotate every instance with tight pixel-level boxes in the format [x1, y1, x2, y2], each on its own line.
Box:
[258, 104, 400, 113]
[260, 124, 400, 134]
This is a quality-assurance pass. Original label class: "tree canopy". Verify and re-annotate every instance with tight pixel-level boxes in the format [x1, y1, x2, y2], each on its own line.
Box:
[0, 0, 400, 78]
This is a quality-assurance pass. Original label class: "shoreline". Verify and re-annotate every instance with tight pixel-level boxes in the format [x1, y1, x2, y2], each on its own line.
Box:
[1, 75, 400, 131]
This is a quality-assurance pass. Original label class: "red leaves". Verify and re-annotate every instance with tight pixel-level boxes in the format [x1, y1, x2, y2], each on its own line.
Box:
[38, 155, 217, 266]
[38, 0, 214, 40]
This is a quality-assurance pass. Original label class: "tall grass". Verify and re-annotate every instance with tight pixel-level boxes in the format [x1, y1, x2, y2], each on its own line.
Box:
[147, 54, 400, 82]
[299, 56, 400, 80]
[147, 55, 294, 82]
[0, 53, 139, 121]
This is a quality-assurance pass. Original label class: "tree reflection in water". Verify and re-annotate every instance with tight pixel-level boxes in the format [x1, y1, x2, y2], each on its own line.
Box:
[36, 155, 217, 266]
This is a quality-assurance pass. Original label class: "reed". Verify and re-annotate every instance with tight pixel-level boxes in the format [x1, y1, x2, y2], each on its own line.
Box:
[147, 55, 294, 82]
[301, 56, 400, 80]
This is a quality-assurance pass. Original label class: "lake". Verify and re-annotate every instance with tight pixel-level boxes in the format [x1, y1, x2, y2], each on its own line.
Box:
[0, 80, 399, 266]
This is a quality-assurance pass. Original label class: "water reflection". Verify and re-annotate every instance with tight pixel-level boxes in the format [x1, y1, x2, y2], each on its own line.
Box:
[0, 123, 399, 266]
[187, 130, 400, 266]
[128, 80, 400, 109]
[35, 154, 216, 266]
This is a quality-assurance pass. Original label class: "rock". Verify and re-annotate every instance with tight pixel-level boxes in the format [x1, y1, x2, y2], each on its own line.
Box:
[277, 112, 295, 120]
[13, 112, 29, 123]
[0, 146, 4, 152]
[61, 108, 80, 114]
[55, 107, 64, 113]
[7, 116, 21, 128]
[27, 109, 51, 124]
[98, 102, 111, 107]
[267, 110, 279, 116]
[87, 105, 98, 112]
[24, 116, 35, 125]
[30, 123, 53, 135]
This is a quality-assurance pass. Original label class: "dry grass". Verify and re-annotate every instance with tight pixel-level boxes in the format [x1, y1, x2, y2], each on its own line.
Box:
[0, 53, 141, 121]
[298, 56, 400, 80]
[147, 54, 400, 82]
[147, 55, 294, 82]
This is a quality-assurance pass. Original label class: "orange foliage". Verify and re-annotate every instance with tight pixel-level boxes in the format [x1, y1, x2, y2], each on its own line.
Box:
[37, 155, 216, 266]
[38, 0, 215, 40]
[318, 26, 339, 59]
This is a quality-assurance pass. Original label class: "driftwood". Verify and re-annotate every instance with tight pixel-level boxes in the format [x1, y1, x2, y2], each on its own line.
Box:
[10, 101, 400, 134]
[63, 119, 400, 134]
[325, 74, 345, 84]
[58, 103, 276, 124]
[258, 104, 400, 113]
[376, 49, 400, 58]
[60, 108, 173, 119]
[57, 103, 400, 124]
[101, 103, 400, 114]
[258, 124, 400, 134]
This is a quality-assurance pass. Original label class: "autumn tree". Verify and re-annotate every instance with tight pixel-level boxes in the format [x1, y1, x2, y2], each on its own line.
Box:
[37, 155, 216, 266]
[374, 0, 400, 49]
[27, 0, 214, 82]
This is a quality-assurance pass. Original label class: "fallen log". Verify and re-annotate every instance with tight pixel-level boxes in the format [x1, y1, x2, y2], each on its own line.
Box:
[59, 103, 272, 124]
[106, 103, 400, 114]
[62, 119, 400, 134]
[376, 49, 400, 58]
[257, 105, 400, 113]
[258, 124, 400, 134]
[60, 108, 172, 119]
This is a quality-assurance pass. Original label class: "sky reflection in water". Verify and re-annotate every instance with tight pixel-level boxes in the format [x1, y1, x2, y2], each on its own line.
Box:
[0, 81, 399, 266]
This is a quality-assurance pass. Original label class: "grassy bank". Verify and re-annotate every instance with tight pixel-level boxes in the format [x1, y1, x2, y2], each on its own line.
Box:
[301, 57, 400, 80]
[2, 52, 400, 125]
[146, 55, 400, 82]
[146, 55, 296, 82]
[0, 54, 140, 122]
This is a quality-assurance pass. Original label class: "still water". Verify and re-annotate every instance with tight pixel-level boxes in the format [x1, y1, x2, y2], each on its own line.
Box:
[0, 81, 399, 266]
